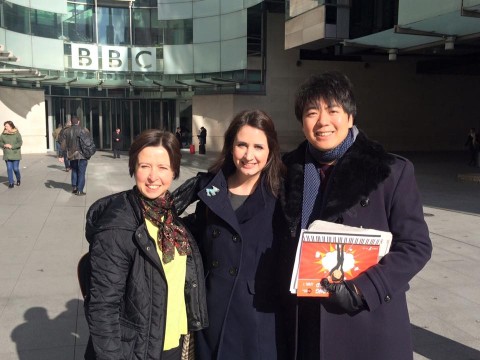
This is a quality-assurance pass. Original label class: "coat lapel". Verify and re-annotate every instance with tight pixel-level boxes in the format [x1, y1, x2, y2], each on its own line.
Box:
[321, 132, 394, 220]
[197, 171, 242, 235]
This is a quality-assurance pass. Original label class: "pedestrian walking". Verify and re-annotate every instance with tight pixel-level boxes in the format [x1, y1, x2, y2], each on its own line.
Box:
[112, 128, 123, 158]
[0, 121, 23, 189]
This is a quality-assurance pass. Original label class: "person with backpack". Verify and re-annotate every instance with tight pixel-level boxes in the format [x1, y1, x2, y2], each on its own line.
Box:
[59, 116, 94, 196]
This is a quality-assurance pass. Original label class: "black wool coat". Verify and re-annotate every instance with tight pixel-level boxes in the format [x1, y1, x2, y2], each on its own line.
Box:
[175, 171, 284, 360]
[84, 188, 208, 360]
[275, 132, 432, 360]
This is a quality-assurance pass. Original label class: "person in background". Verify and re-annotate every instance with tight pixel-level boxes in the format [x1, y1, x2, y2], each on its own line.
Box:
[174, 110, 286, 360]
[197, 126, 207, 154]
[84, 129, 208, 360]
[465, 127, 479, 166]
[0, 121, 23, 189]
[59, 117, 89, 195]
[112, 128, 123, 159]
[58, 119, 71, 172]
[52, 123, 63, 157]
[175, 127, 183, 148]
[276, 71, 432, 360]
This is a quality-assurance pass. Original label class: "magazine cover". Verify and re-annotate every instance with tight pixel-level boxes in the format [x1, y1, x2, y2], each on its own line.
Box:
[290, 221, 392, 297]
[296, 240, 380, 297]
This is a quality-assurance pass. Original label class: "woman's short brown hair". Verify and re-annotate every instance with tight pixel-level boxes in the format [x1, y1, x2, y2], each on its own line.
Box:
[128, 129, 181, 179]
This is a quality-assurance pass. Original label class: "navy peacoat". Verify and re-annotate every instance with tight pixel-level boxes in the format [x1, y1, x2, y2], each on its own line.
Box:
[179, 171, 284, 360]
[276, 132, 432, 360]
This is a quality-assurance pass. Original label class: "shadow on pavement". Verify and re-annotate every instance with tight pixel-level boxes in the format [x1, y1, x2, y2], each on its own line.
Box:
[11, 300, 86, 360]
[45, 179, 72, 192]
[412, 324, 480, 360]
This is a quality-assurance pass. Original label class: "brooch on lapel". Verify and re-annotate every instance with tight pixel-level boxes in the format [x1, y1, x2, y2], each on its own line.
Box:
[206, 186, 220, 197]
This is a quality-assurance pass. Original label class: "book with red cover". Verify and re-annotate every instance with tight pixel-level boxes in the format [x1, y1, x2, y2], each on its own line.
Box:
[296, 239, 380, 297]
[290, 221, 392, 297]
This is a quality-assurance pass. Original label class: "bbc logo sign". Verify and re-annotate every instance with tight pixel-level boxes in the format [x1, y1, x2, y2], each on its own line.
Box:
[71, 43, 156, 72]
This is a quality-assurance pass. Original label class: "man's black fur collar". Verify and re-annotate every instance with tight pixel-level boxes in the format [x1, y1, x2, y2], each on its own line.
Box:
[281, 131, 395, 227]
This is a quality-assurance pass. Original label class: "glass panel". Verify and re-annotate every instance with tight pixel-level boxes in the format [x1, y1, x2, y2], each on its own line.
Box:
[221, 37, 247, 71]
[163, 44, 194, 74]
[150, 100, 162, 129]
[220, 10, 247, 40]
[193, 0, 220, 17]
[102, 100, 112, 149]
[194, 43, 220, 73]
[140, 100, 148, 132]
[134, 0, 158, 6]
[158, 3, 193, 20]
[30, 9, 61, 39]
[97, 7, 130, 45]
[221, 0, 244, 14]
[133, 8, 163, 46]
[161, 19, 193, 45]
[64, 4, 95, 42]
[163, 101, 174, 133]
[4, 3, 29, 34]
[89, 100, 101, 148]
[133, 101, 141, 137]
[193, 16, 220, 43]
[121, 101, 132, 149]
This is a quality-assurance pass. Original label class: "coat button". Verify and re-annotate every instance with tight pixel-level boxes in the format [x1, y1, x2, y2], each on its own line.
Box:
[192, 282, 197, 288]
[232, 234, 240, 243]
[212, 260, 219, 268]
[384, 295, 391, 302]
[212, 228, 220, 238]
[146, 246, 151, 251]
[229, 267, 238, 276]
[360, 198, 370, 207]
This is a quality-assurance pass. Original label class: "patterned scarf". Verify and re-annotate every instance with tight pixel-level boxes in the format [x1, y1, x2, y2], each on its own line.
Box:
[135, 187, 191, 263]
[307, 125, 358, 164]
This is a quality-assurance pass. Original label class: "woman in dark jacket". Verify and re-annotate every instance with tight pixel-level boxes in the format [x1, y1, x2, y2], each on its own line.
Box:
[84, 129, 208, 360]
[276, 72, 432, 360]
[173, 110, 286, 360]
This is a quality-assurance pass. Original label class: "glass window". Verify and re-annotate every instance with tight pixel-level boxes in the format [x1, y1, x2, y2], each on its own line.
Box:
[161, 19, 193, 45]
[134, 0, 158, 7]
[97, 7, 130, 45]
[31, 9, 62, 39]
[64, 4, 95, 42]
[4, 3, 30, 34]
[133, 8, 163, 46]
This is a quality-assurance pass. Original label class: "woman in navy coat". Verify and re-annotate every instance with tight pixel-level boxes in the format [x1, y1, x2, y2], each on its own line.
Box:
[174, 110, 285, 360]
[276, 72, 433, 360]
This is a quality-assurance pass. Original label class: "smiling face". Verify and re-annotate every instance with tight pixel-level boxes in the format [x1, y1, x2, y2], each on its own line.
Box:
[302, 98, 353, 152]
[134, 145, 174, 200]
[232, 125, 270, 182]
[4, 123, 13, 132]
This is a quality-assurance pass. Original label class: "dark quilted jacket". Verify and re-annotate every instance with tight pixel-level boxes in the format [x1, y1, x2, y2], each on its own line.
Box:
[84, 188, 208, 360]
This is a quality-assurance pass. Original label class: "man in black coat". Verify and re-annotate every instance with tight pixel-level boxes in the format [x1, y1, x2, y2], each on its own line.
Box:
[112, 128, 123, 158]
[276, 72, 432, 360]
[197, 126, 207, 154]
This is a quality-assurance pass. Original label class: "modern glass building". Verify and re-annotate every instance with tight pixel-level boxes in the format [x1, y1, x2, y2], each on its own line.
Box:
[0, 0, 268, 151]
[1, 0, 480, 154]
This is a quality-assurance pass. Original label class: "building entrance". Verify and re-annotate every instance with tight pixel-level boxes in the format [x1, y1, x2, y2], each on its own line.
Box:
[49, 96, 177, 151]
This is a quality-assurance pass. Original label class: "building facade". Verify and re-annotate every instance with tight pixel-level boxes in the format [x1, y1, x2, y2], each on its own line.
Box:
[1, 0, 480, 154]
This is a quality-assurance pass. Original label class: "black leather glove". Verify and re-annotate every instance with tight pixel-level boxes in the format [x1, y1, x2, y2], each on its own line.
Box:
[321, 278, 367, 314]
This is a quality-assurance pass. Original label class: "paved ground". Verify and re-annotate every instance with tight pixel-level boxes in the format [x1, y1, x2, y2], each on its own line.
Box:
[0, 150, 478, 360]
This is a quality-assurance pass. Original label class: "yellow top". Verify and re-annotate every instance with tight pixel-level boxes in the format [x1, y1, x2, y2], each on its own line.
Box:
[145, 219, 188, 351]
